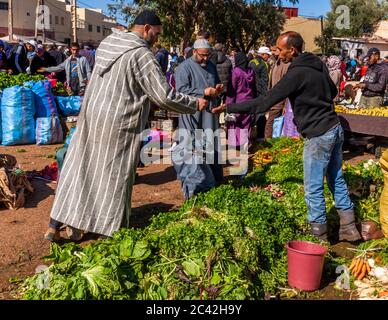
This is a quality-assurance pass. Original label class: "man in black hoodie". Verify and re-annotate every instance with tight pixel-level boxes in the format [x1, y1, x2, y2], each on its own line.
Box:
[213, 31, 361, 242]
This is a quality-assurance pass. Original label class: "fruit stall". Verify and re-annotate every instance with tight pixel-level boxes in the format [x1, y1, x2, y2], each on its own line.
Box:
[335, 106, 388, 158]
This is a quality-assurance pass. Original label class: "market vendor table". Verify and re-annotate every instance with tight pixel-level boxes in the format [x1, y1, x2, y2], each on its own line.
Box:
[338, 112, 388, 138]
[338, 112, 388, 158]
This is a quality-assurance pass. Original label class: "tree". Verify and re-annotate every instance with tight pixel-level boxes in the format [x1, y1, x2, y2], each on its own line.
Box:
[108, 0, 298, 52]
[315, 0, 388, 55]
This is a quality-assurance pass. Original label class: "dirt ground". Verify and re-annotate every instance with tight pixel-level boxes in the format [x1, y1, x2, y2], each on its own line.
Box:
[0, 143, 378, 300]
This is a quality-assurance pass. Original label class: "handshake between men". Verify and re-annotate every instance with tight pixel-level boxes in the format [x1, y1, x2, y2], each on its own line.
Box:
[197, 84, 224, 111]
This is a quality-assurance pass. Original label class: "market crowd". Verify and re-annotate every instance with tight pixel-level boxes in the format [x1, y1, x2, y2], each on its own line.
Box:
[5, 11, 384, 244]
[0, 39, 94, 96]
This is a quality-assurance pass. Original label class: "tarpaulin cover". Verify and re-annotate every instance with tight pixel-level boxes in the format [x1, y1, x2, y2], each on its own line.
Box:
[1, 86, 36, 145]
[36, 116, 63, 145]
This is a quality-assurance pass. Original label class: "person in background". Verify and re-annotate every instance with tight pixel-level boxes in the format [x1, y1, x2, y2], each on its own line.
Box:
[173, 39, 224, 199]
[0, 40, 11, 73]
[48, 43, 66, 81]
[354, 48, 388, 108]
[79, 44, 95, 70]
[340, 56, 350, 81]
[326, 55, 343, 103]
[39, 42, 91, 96]
[155, 44, 169, 74]
[226, 52, 255, 148]
[186, 30, 218, 66]
[249, 46, 271, 96]
[264, 46, 290, 139]
[249, 46, 272, 140]
[360, 57, 369, 80]
[213, 31, 362, 242]
[29, 44, 56, 75]
[247, 49, 255, 62]
[9, 41, 29, 74]
[214, 43, 232, 96]
[47, 43, 66, 66]
[184, 47, 192, 59]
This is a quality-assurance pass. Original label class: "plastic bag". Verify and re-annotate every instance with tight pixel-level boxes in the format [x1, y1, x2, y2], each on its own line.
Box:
[29, 81, 58, 118]
[0, 90, 2, 144]
[36, 116, 63, 145]
[272, 115, 285, 138]
[1, 86, 36, 146]
[380, 149, 388, 237]
[56, 96, 82, 116]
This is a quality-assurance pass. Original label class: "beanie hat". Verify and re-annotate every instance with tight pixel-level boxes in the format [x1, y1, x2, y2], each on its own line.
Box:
[193, 39, 211, 49]
[133, 10, 162, 26]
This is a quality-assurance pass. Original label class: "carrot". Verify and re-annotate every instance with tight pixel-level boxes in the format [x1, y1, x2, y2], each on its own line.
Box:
[353, 258, 362, 276]
[379, 291, 388, 298]
[348, 258, 357, 271]
[357, 263, 367, 280]
[365, 260, 371, 274]
[375, 256, 382, 264]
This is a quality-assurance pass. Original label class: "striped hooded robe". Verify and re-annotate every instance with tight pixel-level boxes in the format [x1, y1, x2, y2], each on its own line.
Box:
[50, 29, 198, 236]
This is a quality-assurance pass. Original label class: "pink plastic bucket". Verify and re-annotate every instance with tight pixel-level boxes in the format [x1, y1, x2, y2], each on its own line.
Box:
[287, 241, 327, 292]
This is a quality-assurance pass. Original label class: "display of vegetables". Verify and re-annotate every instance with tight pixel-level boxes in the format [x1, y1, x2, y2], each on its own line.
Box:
[335, 105, 388, 117]
[13, 138, 387, 300]
[0, 73, 45, 91]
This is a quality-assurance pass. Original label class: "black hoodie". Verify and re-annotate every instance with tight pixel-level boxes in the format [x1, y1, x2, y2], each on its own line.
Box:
[227, 53, 339, 139]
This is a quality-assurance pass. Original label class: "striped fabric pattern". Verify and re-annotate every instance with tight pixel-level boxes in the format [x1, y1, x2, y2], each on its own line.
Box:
[50, 30, 198, 236]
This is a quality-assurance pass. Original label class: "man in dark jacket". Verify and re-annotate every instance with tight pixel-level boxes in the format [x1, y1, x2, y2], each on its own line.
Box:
[354, 48, 388, 108]
[0, 40, 10, 72]
[214, 43, 232, 94]
[30, 44, 57, 75]
[9, 42, 29, 74]
[155, 44, 169, 74]
[249, 46, 271, 96]
[213, 31, 361, 242]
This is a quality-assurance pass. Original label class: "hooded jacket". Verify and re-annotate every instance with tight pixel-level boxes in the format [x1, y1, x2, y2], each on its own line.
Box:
[216, 50, 232, 91]
[226, 53, 255, 104]
[155, 48, 169, 73]
[50, 29, 198, 237]
[227, 53, 339, 139]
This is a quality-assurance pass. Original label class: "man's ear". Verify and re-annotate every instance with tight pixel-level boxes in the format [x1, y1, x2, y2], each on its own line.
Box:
[144, 24, 151, 34]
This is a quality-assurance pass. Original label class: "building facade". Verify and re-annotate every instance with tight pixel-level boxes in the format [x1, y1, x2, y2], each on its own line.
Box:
[0, 0, 118, 45]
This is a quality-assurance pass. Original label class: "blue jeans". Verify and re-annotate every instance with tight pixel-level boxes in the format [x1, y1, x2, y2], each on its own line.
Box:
[304, 124, 354, 224]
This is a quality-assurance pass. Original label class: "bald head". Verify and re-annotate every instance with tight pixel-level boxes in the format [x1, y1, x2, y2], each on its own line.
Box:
[276, 31, 304, 63]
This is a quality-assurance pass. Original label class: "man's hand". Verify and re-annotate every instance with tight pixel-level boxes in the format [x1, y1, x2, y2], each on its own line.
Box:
[37, 68, 47, 73]
[197, 98, 209, 111]
[211, 103, 227, 114]
[7, 69, 13, 75]
[353, 83, 366, 91]
[204, 87, 218, 97]
[216, 84, 224, 94]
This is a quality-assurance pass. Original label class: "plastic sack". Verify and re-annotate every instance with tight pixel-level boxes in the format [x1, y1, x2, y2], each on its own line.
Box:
[64, 126, 76, 148]
[1, 86, 36, 145]
[29, 81, 58, 118]
[36, 116, 63, 145]
[282, 99, 299, 138]
[56, 96, 82, 116]
[272, 115, 285, 138]
[380, 149, 388, 237]
[0, 91, 2, 144]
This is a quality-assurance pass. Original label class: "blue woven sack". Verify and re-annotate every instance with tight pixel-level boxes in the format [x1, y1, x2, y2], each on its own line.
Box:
[1, 86, 36, 145]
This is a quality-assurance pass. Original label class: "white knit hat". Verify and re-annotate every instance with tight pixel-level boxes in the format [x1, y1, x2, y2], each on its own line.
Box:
[193, 39, 211, 49]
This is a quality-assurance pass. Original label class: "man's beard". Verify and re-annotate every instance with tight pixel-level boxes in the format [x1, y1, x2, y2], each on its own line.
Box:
[200, 62, 207, 67]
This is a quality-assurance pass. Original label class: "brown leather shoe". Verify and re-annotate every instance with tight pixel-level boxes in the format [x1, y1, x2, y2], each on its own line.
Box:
[44, 228, 61, 242]
[66, 226, 84, 241]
